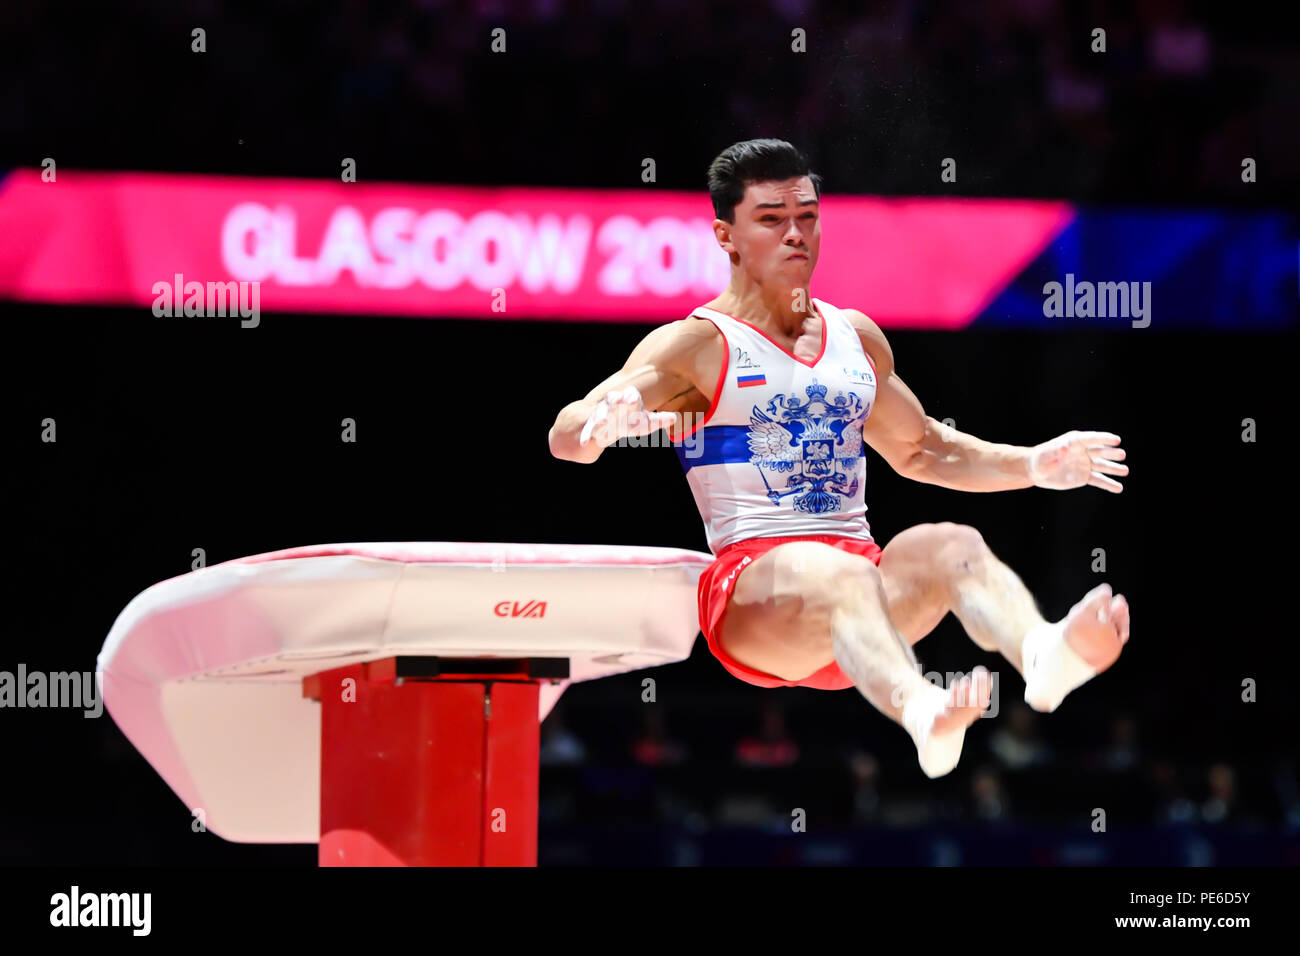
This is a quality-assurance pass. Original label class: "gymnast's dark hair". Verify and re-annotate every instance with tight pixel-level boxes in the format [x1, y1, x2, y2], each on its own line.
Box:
[707, 138, 822, 223]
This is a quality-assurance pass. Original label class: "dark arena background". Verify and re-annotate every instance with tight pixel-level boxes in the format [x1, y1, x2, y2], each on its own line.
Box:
[3, 0, 1298, 917]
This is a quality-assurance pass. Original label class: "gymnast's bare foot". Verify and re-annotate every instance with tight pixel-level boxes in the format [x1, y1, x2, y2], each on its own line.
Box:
[1023, 584, 1131, 713]
[1062, 583, 1130, 673]
[931, 665, 994, 737]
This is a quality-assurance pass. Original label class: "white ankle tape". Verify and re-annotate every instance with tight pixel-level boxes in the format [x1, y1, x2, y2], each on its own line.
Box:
[1022, 621, 1097, 713]
[901, 683, 966, 779]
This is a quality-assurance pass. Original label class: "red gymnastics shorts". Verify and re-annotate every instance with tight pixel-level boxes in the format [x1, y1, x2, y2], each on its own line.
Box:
[697, 533, 884, 690]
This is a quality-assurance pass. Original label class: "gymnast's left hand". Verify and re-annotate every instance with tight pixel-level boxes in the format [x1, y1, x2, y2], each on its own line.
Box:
[1027, 430, 1128, 493]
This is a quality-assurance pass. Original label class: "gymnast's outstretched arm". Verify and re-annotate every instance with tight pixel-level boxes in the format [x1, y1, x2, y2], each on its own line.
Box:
[843, 308, 1128, 494]
[548, 319, 719, 464]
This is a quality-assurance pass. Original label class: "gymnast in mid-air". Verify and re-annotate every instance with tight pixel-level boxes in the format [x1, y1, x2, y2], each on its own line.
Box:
[549, 138, 1130, 777]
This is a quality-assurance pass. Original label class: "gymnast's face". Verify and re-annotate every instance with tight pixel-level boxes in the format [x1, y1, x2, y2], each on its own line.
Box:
[718, 176, 821, 286]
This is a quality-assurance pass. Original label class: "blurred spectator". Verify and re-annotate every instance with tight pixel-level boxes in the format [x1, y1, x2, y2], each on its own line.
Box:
[5, 2, 1293, 205]
[1148, 15, 1212, 77]
[630, 707, 688, 768]
[1200, 763, 1237, 824]
[1150, 760, 1197, 824]
[1274, 761, 1300, 831]
[848, 750, 881, 824]
[650, 787, 706, 828]
[988, 704, 1052, 770]
[971, 765, 1010, 821]
[880, 797, 942, 827]
[715, 793, 784, 828]
[539, 705, 587, 766]
[734, 701, 799, 767]
[1103, 713, 1140, 772]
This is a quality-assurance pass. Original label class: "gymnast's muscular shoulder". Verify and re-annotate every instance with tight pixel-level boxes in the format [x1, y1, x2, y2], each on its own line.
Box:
[582, 315, 724, 419]
[608, 308, 893, 417]
[839, 307, 895, 381]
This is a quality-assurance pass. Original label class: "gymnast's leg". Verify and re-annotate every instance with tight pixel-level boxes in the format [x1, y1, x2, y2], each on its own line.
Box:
[718, 540, 991, 778]
[877, 522, 1131, 713]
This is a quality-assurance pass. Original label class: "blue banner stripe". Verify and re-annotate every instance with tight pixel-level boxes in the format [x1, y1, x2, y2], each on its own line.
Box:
[674, 425, 865, 472]
[673, 425, 750, 469]
[975, 210, 1299, 329]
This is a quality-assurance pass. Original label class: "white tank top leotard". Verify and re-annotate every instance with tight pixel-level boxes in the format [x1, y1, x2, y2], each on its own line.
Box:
[671, 298, 880, 555]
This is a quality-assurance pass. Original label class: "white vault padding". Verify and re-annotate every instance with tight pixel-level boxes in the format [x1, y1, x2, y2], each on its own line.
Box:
[98, 542, 713, 843]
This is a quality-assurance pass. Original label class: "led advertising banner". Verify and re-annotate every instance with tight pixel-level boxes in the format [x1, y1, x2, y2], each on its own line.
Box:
[0, 169, 1293, 328]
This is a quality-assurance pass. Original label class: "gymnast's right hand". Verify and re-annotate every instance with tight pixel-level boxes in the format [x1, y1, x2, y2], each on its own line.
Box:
[578, 385, 677, 448]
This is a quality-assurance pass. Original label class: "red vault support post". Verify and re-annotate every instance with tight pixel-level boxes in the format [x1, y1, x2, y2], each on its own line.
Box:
[304, 658, 550, 867]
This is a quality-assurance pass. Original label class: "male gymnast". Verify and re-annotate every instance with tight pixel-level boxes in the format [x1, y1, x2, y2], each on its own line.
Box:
[549, 139, 1130, 777]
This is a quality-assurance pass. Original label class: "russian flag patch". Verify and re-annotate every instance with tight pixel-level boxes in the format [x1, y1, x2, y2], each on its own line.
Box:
[736, 373, 766, 388]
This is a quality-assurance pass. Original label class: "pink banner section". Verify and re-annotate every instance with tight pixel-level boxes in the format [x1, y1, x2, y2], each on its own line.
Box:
[0, 169, 1072, 327]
